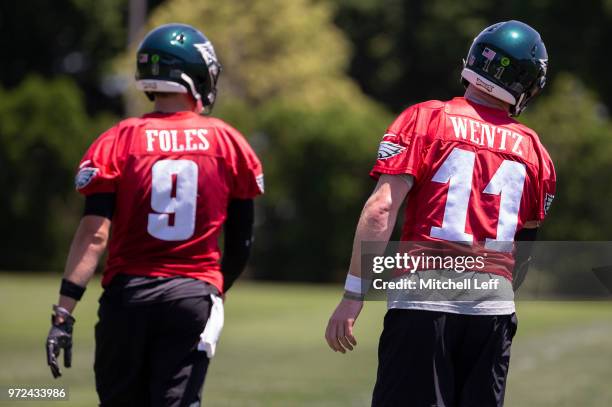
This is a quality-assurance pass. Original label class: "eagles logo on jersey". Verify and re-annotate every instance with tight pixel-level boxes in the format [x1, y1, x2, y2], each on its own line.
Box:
[377, 140, 406, 160]
[544, 193, 554, 215]
[75, 164, 99, 190]
[256, 174, 265, 193]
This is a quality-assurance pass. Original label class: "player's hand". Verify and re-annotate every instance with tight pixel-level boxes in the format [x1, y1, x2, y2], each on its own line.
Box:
[46, 308, 75, 378]
[325, 297, 363, 353]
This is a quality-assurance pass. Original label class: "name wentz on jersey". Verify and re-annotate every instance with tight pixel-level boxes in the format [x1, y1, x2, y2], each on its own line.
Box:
[448, 116, 525, 156]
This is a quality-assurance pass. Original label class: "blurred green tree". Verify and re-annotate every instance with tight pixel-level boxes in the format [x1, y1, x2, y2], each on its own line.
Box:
[523, 73, 612, 240]
[0, 76, 115, 270]
[0, 0, 128, 114]
[119, 0, 383, 116]
[244, 102, 390, 282]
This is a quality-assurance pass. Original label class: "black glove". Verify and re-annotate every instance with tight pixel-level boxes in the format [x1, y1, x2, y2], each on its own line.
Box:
[46, 306, 75, 379]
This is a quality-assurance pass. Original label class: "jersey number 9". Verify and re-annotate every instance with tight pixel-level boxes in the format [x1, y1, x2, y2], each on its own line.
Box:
[148, 159, 198, 241]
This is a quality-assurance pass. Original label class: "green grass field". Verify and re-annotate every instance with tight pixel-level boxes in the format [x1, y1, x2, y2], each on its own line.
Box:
[1, 274, 611, 406]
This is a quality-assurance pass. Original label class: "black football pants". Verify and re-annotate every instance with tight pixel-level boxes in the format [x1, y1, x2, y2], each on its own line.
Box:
[94, 293, 212, 407]
[372, 309, 518, 407]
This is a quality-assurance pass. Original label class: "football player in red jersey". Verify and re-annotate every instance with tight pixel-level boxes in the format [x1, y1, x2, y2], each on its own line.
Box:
[45, 24, 263, 406]
[325, 21, 555, 406]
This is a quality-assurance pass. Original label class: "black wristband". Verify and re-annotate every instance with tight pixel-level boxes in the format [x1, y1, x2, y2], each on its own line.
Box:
[60, 279, 86, 301]
[343, 291, 365, 301]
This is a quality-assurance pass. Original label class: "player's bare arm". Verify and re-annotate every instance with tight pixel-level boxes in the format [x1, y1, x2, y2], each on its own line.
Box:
[59, 215, 110, 311]
[325, 174, 413, 353]
[46, 215, 110, 378]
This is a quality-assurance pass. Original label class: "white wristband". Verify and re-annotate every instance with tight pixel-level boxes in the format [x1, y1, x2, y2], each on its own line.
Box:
[344, 274, 370, 295]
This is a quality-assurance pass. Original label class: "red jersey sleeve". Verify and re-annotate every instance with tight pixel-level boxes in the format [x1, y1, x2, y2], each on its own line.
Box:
[75, 126, 122, 196]
[370, 105, 428, 179]
[227, 131, 264, 199]
[535, 150, 556, 222]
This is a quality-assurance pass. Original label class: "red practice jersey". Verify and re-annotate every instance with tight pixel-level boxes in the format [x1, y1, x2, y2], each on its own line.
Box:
[75, 111, 264, 292]
[371, 97, 556, 280]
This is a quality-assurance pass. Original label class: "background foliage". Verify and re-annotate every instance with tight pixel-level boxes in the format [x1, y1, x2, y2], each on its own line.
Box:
[1, 0, 611, 280]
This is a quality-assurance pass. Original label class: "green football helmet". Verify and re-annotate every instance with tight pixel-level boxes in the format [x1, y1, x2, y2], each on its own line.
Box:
[135, 23, 222, 113]
[461, 20, 548, 116]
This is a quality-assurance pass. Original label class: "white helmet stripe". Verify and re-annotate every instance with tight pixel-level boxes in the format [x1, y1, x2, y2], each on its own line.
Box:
[461, 68, 517, 105]
[135, 80, 188, 94]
